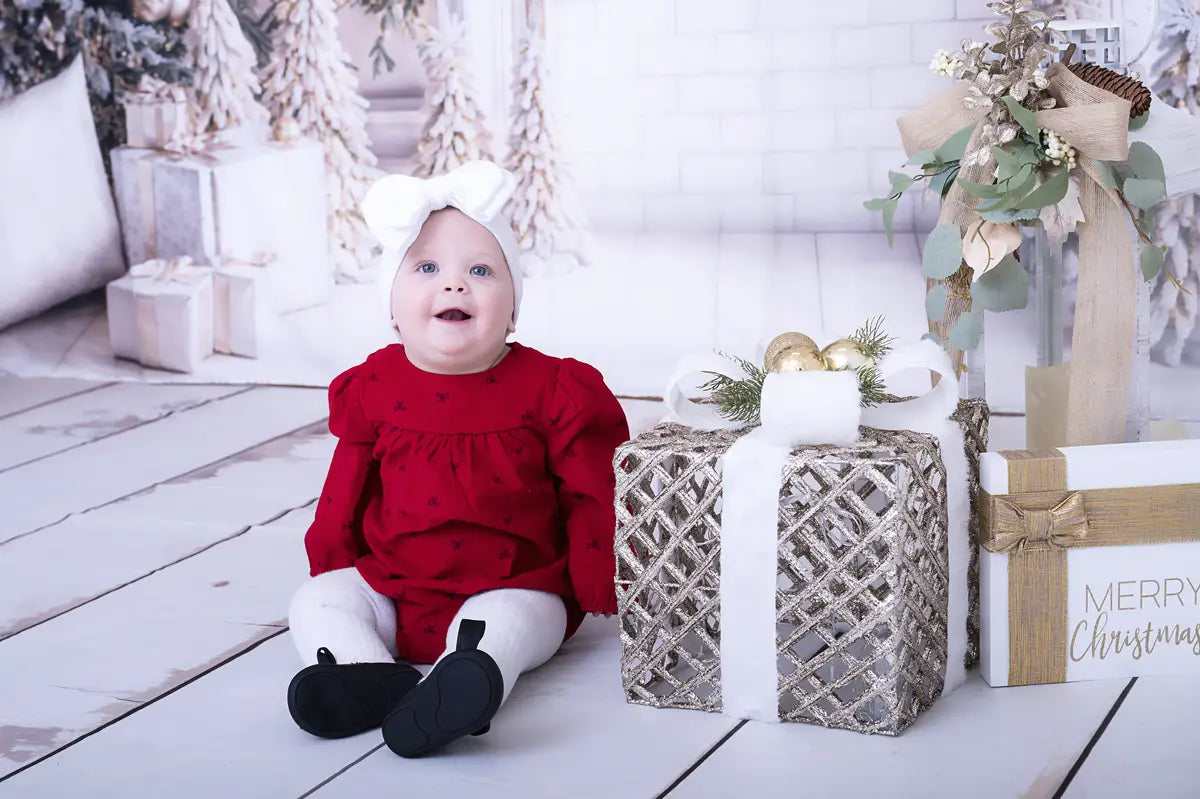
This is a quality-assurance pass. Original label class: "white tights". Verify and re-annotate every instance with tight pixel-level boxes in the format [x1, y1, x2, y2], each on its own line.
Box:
[288, 568, 568, 702]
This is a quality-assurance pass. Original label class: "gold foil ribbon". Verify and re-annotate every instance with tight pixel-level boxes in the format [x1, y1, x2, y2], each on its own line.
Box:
[980, 449, 1200, 685]
[898, 63, 1135, 445]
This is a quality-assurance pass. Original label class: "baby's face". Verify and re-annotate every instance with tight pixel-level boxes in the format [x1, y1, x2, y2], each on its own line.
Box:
[391, 208, 515, 374]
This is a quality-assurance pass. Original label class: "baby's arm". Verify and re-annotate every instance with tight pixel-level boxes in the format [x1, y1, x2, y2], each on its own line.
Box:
[546, 360, 631, 615]
[304, 440, 374, 575]
[303, 362, 381, 576]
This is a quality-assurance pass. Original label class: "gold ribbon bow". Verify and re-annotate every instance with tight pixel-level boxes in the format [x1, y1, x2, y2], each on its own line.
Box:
[984, 492, 1089, 553]
[899, 63, 1135, 445]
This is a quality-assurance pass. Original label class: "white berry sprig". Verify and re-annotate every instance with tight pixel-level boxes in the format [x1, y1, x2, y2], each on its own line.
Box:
[929, 49, 962, 78]
[1040, 128, 1077, 170]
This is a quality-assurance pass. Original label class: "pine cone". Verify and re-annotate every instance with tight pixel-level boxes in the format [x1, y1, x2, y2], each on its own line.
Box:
[1067, 62, 1153, 118]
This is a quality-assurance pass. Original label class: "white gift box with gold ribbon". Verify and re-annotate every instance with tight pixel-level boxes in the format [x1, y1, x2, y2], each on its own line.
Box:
[120, 76, 188, 149]
[980, 441, 1200, 687]
[106, 257, 214, 373]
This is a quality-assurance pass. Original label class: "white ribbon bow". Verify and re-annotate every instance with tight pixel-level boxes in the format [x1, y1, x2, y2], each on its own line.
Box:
[663, 338, 968, 722]
[360, 161, 518, 253]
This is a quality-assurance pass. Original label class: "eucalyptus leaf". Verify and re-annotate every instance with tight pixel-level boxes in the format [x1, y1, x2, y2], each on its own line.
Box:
[993, 143, 1039, 182]
[1014, 166, 1069, 210]
[930, 167, 957, 200]
[971, 254, 1029, 311]
[949, 311, 983, 351]
[863, 197, 891, 211]
[1002, 95, 1039, 137]
[976, 205, 1042, 223]
[921, 332, 945, 347]
[1141, 245, 1165, 282]
[1124, 177, 1166, 209]
[922, 224, 964, 279]
[938, 166, 960, 200]
[906, 148, 938, 167]
[889, 171, 916, 194]
[926, 283, 948, 322]
[957, 179, 1006, 199]
[1129, 111, 1150, 131]
[1128, 141, 1165, 183]
[934, 124, 977, 164]
[991, 166, 1039, 209]
[882, 199, 898, 246]
[1092, 160, 1120, 190]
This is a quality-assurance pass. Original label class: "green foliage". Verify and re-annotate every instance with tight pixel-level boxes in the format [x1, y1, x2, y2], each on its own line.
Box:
[925, 284, 948, 322]
[949, 310, 982, 351]
[971, 253, 1029, 311]
[922, 224, 964, 279]
[356, 0, 428, 77]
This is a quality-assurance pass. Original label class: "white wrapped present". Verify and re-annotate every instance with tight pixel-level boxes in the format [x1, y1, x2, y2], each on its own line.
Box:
[213, 253, 276, 358]
[109, 139, 331, 313]
[121, 76, 188, 149]
[106, 257, 214, 373]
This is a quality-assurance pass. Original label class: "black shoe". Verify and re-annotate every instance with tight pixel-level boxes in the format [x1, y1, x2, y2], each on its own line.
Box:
[381, 619, 504, 758]
[287, 647, 422, 739]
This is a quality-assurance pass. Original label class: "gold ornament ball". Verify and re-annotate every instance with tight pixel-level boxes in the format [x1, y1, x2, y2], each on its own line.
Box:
[821, 338, 873, 371]
[763, 331, 820, 370]
[767, 345, 827, 374]
[272, 117, 302, 144]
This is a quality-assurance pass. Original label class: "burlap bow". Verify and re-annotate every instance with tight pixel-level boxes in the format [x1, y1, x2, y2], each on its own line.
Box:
[360, 160, 517, 253]
[982, 491, 1089, 553]
[899, 62, 1135, 445]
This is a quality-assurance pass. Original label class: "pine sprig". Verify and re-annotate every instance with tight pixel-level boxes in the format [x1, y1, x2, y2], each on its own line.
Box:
[699, 354, 767, 424]
[700, 318, 907, 422]
[849, 315, 895, 361]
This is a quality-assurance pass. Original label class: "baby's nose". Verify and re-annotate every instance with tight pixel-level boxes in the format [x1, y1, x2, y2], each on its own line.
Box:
[442, 285, 465, 292]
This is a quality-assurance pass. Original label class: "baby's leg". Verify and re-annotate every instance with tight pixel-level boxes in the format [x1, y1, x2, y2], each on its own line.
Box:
[288, 566, 398, 664]
[442, 588, 568, 703]
[286, 568, 421, 739]
[381, 589, 567, 757]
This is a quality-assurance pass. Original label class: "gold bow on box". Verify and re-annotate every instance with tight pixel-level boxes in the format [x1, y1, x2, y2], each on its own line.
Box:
[981, 449, 1200, 686]
[983, 492, 1089, 553]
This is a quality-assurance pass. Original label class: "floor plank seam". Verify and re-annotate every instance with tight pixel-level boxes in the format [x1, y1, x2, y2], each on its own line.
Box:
[1051, 677, 1138, 799]
[0, 413, 330, 548]
[0, 627, 290, 786]
[0, 386, 255, 476]
[296, 743, 388, 799]
[0, 495, 319, 643]
[0, 382, 115, 422]
[655, 720, 747, 798]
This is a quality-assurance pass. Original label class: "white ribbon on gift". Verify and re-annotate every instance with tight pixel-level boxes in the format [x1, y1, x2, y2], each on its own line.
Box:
[128, 257, 211, 371]
[663, 337, 968, 722]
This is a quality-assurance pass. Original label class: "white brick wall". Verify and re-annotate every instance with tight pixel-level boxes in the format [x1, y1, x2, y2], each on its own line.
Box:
[544, 0, 993, 232]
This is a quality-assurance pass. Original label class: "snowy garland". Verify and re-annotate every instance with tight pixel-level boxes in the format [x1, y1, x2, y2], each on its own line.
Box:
[259, 0, 380, 284]
[0, 0, 83, 104]
[504, 1, 591, 271]
[411, 12, 494, 179]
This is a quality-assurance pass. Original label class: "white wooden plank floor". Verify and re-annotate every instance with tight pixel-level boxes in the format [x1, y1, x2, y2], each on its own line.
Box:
[0, 377, 1192, 798]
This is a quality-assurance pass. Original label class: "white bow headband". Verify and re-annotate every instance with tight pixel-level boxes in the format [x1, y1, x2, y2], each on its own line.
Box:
[361, 160, 524, 325]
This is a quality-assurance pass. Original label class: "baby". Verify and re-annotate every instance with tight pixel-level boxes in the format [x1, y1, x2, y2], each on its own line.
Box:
[285, 161, 630, 758]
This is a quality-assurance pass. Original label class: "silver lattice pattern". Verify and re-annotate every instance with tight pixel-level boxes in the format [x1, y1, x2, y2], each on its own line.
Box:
[615, 422, 952, 736]
[953, 398, 990, 670]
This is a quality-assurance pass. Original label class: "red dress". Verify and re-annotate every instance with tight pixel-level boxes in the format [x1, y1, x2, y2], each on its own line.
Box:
[303, 342, 631, 664]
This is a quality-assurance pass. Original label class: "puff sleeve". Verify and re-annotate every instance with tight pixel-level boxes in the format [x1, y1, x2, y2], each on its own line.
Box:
[545, 359, 631, 614]
[304, 364, 379, 576]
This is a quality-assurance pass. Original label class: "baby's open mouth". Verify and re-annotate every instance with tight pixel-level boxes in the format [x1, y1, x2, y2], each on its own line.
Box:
[435, 308, 472, 321]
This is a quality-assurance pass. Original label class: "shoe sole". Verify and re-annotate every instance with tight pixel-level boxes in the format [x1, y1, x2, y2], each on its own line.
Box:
[288, 664, 420, 739]
[382, 651, 503, 758]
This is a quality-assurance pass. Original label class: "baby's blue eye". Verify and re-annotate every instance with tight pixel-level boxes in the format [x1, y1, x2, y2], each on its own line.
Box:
[417, 262, 437, 274]
[469, 265, 491, 277]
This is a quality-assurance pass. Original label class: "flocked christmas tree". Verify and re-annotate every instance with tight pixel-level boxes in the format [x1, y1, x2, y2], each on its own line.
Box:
[259, 0, 379, 283]
[1147, 0, 1200, 365]
[412, 9, 493, 178]
[187, 0, 266, 133]
[504, 0, 590, 271]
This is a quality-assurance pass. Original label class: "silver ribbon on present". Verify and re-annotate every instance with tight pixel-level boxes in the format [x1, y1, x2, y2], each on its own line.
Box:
[663, 338, 968, 722]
